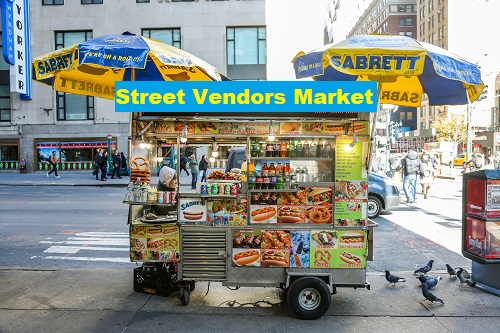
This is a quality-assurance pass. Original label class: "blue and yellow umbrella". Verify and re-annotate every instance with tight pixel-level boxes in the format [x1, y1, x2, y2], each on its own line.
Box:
[292, 34, 484, 107]
[32, 32, 227, 100]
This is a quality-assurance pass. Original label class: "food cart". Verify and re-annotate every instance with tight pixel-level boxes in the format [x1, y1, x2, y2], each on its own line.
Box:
[125, 116, 374, 320]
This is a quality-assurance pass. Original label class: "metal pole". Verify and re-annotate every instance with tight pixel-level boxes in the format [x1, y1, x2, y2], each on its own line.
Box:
[107, 134, 112, 172]
[386, 111, 391, 174]
[466, 101, 472, 161]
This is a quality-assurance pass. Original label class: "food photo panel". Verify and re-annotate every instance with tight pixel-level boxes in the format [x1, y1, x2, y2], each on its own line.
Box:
[250, 205, 277, 223]
[289, 230, 310, 268]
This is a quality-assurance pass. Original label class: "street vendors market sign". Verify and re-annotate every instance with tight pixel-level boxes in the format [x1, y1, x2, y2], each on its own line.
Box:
[114, 81, 377, 113]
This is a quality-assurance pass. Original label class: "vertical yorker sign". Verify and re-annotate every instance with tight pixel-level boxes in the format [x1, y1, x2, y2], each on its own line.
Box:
[1, 0, 32, 100]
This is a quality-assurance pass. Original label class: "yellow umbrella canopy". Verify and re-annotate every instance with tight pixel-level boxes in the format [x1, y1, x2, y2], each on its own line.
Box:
[292, 34, 484, 107]
[32, 32, 226, 100]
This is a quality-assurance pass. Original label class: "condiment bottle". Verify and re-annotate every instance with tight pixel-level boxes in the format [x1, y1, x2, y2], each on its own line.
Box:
[280, 140, 288, 157]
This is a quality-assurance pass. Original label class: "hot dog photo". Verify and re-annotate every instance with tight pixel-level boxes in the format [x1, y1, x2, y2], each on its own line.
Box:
[179, 198, 207, 222]
[306, 187, 333, 205]
[233, 248, 261, 267]
[277, 206, 304, 223]
[250, 205, 277, 223]
[338, 231, 366, 248]
[260, 249, 289, 267]
[338, 250, 365, 267]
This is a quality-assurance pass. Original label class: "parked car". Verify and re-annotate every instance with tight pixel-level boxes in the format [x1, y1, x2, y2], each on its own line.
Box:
[226, 148, 401, 219]
[367, 172, 401, 219]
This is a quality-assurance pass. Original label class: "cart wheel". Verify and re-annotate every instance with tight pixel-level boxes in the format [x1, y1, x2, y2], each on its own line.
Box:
[180, 288, 190, 306]
[287, 277, 331, 320]
[189, 281, 196, 292]
[367, 195, 382, 219]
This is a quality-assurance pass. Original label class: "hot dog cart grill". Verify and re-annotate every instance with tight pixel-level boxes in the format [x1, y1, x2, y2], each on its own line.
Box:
[126, 117, 373, 320]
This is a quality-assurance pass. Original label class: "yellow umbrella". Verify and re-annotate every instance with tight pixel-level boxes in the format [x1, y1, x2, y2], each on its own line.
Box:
[32, 32, 227, 100]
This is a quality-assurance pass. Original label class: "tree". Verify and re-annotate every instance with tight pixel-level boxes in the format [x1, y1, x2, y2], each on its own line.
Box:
[434, 115, 467, 157]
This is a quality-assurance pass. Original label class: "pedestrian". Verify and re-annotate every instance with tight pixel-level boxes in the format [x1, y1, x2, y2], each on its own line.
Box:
[46, 151, 60, 178]
[111, 150, 122, 179]
[199, 155, 209, 183]
[419, 153, 435, 199]
[157, 163, 177, 191]
[99, 151, 108, 181]
[120, 152, 128, 176]
[187, 154, 199, 189]
[93, 149, 103, 180]
[399, 150, 423, 203]
[179, 153, 190, 177]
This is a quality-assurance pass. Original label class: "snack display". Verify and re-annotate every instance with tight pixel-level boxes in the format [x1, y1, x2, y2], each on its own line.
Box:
[129, 156, 151, 184]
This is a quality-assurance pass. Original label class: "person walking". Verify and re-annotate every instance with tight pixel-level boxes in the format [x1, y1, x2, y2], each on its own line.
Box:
[93, 149, 103, 180]
[46, 151, 60, 178]
[99, 151, 108, 181]
[419, 153, 435, 199]
[120, 152, 128, 176]
[179, 153, 190, 177]
[111, 150, 122, 179]
[400, 150, 423, 203]
[199, 155, 209, 183]
[187, 154, 199, 189]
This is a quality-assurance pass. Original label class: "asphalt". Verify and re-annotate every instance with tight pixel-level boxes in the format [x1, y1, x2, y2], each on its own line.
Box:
[0, 169, 499, 333]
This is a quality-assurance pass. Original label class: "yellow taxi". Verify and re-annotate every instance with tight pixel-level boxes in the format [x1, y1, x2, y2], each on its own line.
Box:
[453, 153, 467, 167]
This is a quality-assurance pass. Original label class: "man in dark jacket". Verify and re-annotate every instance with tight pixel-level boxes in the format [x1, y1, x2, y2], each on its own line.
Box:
[93, 149, 103, 180]
[179, 153, 190, 176]
[400, 151, 424, 203]
[111, 150, 122, 179]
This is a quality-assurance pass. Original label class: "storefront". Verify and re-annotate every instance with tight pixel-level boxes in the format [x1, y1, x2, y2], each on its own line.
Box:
[35, 137, 116, 171]
[0, 139, 19, 170]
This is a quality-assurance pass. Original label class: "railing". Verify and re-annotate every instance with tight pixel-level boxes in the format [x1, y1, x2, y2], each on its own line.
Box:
[38, 161, 101, 171]
[0, 161, 19, 170]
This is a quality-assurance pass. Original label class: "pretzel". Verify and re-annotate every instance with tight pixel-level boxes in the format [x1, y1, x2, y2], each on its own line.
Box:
[129, 156, 149, 171]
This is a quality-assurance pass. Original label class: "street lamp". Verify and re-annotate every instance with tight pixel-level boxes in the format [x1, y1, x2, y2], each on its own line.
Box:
[107, 133, 113, 172]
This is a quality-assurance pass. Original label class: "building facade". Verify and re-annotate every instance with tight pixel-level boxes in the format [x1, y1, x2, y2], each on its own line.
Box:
[0, 0, 269, 173]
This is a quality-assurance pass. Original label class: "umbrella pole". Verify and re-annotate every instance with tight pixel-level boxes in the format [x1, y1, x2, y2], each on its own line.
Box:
[367, 80, 383, 173]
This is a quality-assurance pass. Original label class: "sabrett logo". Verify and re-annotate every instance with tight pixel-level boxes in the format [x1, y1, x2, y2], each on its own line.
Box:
[35, 53, 75, 76]
[330, 54, 421, 71]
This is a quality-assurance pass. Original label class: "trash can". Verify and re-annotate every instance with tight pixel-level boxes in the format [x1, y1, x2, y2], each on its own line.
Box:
[19, 159, 27, 174]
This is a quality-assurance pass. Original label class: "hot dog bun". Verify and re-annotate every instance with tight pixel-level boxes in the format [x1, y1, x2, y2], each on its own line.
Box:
[183, 211, 204, 220]
[339, 232, 365, 244]
[277, 207, 303, 223]
[339, 251, 363, 265]
[251, 207, 276, 222]
[233, 250, 260, 266]
[260, 250, 289, 267]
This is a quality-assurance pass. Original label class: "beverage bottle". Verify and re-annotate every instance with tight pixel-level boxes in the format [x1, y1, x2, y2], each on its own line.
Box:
[317, 141, 324, 157]
[280, 140, 288, 157]
[262, 162, 269, 178]
[248, 161, 255, 176]
[275, 162, 283, 176]
[259, 142, 267, 157]
[302, 166, 309, 182]
[240, 160, 248, 182]
[289, 140, 296, 158]
[295, 140, 303, 157]
[311, 141, 317, 157]
[268, 163, 276, 177]
[302, 141, 310, 157]
[273, 142, 280, 157]
[284, 163, 290, 177]
[251, 139, 260, 157]
[323, 140, 331, 158]
[268, 163, 276, 189]
[266, 142, 274, 157]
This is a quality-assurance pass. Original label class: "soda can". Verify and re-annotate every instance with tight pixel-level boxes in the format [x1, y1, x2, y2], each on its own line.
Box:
[170, 191, 177, 204]
[206, 184, 212, 195]
[212, 183, 219, 195]
[219, 184, 225, 195]
[224, 184, 231, 195]
[157, 191, 164, 203]
[164, 191, 171, 203]
[200, 184, 207, 194]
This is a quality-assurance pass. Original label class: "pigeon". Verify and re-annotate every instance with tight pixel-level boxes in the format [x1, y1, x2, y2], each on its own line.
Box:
[414, 260, 434, 274]
[424, 276, 442, 289]
[445, 264, 457, 279]
[416, 274, 432, 286]
[422, 283, 444, 304]
[457, 268, 476, 287]
[385, 270, 406, 286]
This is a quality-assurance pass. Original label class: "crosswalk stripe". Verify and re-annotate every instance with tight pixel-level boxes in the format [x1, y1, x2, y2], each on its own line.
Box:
[44, 246, 130, 254]
[43, 256, 133, 263]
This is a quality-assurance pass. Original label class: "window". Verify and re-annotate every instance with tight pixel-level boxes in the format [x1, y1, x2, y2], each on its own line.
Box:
[55, 31, 94, 121]
[421, 106, 426, 117]
[81, 0, 102, 4]
[400, 112, 406, 121]
[398, 5, 405, 12]
[420, 122, 426, 130]
[399, 18, 405, 27]
[43, 0, 64, 4]
[142, 28, 181, 48]
[0, 85, 10, 122]
[227, 27, 266, 65]
[406, 18, 413, 26]
[406, 4, 413, 12]
[406, 112, 413, 121]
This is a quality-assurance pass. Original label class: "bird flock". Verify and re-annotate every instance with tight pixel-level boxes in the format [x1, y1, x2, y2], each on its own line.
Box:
[384, 260, 476, 305]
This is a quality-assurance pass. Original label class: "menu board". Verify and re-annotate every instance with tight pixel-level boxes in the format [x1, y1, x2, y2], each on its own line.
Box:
[334, 135, 369, 227]
[249, 187, 333, 224]
[231, 228, 366, 268]
[129, 223, 180, 263]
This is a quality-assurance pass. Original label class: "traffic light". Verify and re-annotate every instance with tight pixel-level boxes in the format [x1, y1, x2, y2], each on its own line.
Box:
[478, 85, 488, 101]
